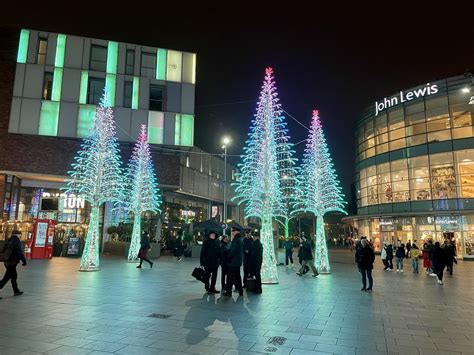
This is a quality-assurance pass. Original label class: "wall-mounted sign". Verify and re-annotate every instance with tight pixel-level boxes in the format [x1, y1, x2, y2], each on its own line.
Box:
[379, 219, 393, 226]
[375, 83, 438, 116]
[181, 210, 196, 217]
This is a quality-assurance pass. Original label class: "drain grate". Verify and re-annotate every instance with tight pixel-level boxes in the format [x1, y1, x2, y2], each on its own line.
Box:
[267, 336, 287, 346]
[147, 313, 172, 319]
[264, 347, 278, 352]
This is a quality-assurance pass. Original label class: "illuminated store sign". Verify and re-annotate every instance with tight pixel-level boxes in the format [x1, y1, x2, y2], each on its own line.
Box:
[375, 83, 438, 116]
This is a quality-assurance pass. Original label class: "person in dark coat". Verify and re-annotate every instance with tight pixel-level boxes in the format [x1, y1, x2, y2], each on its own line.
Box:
[386, 244, 394, 270]
[136, 232, 153, 268]
[296, 236, 318, 277]
[284, 239, 294, 267]
[444, 240, 456, 275]
[432, 242, 446, 285]
[250, 232, 263, 294]
[200, 231, 221, 293]
[242, 230, 253, 289]
[395, 244, 406, 272]
[357, 238, 375, 291]
[297, 239, 309, 274]
[0, 231, 27, 298]
[426, 239, 435, 275]
[225, 228, 244, 296]
[220, 235, 230, 294]
[174, 231, 184, 261]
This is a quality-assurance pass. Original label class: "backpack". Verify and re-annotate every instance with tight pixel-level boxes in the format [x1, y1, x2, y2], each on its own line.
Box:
[0, 241, 13, 262]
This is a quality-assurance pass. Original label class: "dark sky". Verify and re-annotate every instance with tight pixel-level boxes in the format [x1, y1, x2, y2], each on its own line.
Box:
[2, 5, 474, 196]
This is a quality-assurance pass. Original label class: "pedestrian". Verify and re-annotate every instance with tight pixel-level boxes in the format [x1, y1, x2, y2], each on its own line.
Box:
[220, 235, 230, 294]
[250, 232, 263, 294]
[386, 243, 394, 270]
[200, 231, 221, 294]
[296, 236, 319, 277]
[297, 239, 309, 274]
[0, 230, 27, 298]
[444, 240, 456, 275]
[410, 244, 420, 273]
[395, 243, 406, 272]
[225, 227, 244, 296]
[174, 231, 184, 261]
[422, 241, 433, 274]
[242, 230, 253, 289]
[426, 239, 436, 276]
[136, 232, 153, 268]
[406, 240, 412, 256]
[381, 243, 389, 270]
[432, 242, 446, 285]
[357, 238, 375, 291]
[284, 238, 294, 267]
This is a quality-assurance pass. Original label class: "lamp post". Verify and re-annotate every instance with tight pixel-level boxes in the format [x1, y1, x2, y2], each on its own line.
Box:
[222, 136, 231, 234]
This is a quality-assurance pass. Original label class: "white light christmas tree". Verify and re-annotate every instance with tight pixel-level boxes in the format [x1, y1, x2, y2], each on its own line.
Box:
[125, 124, 162, 262]
[294, 110, 346, 273]
[65, 91, 124, 271]
[233, 67, 290, 284]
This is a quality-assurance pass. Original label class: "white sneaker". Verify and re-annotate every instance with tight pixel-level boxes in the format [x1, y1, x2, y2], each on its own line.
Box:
[397, 269, 399, 272]
[400, 270, 404, 273]
[429, 273, 437, 277]
[437, 280, 443, 285]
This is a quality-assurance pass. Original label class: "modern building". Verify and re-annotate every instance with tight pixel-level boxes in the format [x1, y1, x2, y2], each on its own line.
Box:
[346, 74, 474, 259]
[0, 28, 241, 243]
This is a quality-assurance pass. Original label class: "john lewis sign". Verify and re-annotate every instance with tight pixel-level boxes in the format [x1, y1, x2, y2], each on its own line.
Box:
[375, 83, 438, 116]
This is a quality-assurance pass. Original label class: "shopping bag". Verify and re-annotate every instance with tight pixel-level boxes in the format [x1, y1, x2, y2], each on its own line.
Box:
[192, 267, 207, 283]
[246, 278, 257, 292]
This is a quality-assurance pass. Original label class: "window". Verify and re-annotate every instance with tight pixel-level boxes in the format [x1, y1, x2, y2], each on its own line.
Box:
[141, 52, 156, 78]
[123, 81, 132, 108]
[149, 85, 164, 111]
[42, 72, 53, 100]
[90, 45, 107, 72]
[37, 38, 47, 65]
[87, 78, 105, 105]
[126, 50, 135, 75]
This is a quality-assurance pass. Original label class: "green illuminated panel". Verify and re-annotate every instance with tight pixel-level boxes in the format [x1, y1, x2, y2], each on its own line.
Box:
[77, 104, 97, 137]
[105, 74, 116, 106]
[38, 101, 60, 136]
[148, 111, 164, 144]
[17, 29, 30, 63]
[180, 114, 194, 146]
[132, 77, 139, 109]
[79, 71, 88, 104]
[156, 48, 167, 80]
[51, 68, 63, 101]
[183, 53, 196, 84]
[107, 41, 118, 74]
[174, 114, 181, 145]
[55, 34, 66, 68]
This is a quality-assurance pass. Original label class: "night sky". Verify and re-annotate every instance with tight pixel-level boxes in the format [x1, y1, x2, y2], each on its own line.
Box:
[2, 5, 474, 197]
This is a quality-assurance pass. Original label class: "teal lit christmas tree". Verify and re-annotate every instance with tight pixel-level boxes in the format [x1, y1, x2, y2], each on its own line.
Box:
[294, 110, 346, 273]
[126, 124, 161, 262]
[65, 92, 124, 271]
[233, 67, 289, 284]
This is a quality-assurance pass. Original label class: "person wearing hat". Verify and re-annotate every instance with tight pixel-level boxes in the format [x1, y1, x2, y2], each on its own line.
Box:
[200, 230, 221, 294]
[250, 231, 263, 294]
[225, 227, 244, 296]
[0, 230, 27, 298]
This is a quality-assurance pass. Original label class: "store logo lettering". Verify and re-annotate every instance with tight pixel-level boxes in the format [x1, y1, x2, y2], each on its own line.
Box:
[375, 84, 438, 116]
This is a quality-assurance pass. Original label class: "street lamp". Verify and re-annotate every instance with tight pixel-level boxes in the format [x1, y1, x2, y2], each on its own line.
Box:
[222, 136, 231, 233]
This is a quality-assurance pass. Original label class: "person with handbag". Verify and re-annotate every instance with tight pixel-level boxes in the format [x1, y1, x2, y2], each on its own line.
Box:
[0, 230, 27, 298]
[200, 231, 221, 294]
[136, 232, 153, 269]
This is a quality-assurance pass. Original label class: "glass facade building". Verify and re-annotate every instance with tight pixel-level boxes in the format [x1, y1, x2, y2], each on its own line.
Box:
[348, 74, 474, 258]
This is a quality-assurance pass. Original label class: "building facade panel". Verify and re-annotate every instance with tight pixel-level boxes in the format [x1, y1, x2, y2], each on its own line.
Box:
[18, 98, 40, 134]
[57, 102, 78, 137]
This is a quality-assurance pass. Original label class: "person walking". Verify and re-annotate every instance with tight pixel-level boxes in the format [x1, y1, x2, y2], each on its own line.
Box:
[357, 238, 375, 291]
[406, 240, 412, 257]
[0, 231, 27, 298]
[250, 232, 263, 294]
[136, 232, 153, 268]
[284, 238, 294, 267]
[242, 230, 253, 289]
[410, 244, 420, 273]
[297, 238, 309, 274]
[219, 235, 230, 294]
[296, 236, 319, 277]
[385, 244, 394, 270]
[444, 240, 456, 275]
[395, 243, 406, 272]
[200, 231, 221, 294]
[381, 243, 389, 270]
[225, 227, 244, 296]
[432, 242, 446, 285]
[426, 239, 436, 276]
[174, 231, 184, 261]
[422, 241, 433, 274]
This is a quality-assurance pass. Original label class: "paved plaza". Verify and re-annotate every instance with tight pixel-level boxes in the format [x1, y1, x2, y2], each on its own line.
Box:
[0, 250, 473, 355]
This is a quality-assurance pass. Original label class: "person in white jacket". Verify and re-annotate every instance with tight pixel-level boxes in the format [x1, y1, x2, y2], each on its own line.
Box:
[381, 243, 389, 270]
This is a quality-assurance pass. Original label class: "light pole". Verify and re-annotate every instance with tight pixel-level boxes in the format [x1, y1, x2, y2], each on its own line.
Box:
[222, 136, 231, 234]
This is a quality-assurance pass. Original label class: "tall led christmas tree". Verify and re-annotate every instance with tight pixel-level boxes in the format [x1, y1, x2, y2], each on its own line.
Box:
[233, 67, 290, 284]
[125, 124, 161, 262]
[294, 110, 346, 273]
[65, 92, 124, 271]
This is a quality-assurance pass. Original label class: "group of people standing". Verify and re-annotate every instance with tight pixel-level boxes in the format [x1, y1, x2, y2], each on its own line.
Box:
[199, 227, 263, 295]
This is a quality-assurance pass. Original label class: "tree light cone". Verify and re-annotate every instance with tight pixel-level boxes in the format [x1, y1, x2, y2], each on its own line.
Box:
[128, 214, 142, 262]
[79, 206, 100, 271]
[261, 215, 279, 284]
[314, 215, 331, 273]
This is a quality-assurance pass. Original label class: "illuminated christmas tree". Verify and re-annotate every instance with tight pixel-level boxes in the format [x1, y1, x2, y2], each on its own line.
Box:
[65, 92, 124, 271]
[125, 124, 162, 262]
[233, 67, 290, 284]
[294, 110, 346, 273]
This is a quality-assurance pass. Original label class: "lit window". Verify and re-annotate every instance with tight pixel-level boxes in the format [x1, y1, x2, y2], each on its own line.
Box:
[87, 78, 105, 105]
[42, 72, 53, 100]
[90, 45, 107, 72]
[149, 85, 164, 111]
[37, 38, 47, 65]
